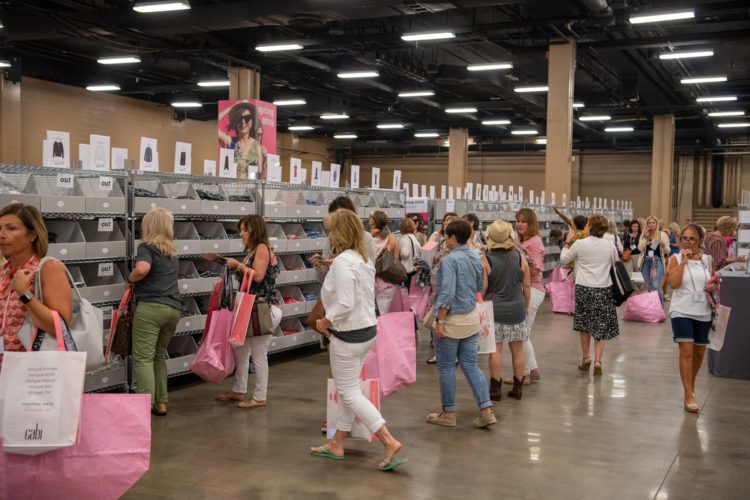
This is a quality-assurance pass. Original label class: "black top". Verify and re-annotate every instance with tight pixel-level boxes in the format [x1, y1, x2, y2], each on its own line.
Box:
[623, 233, 642, 255]
[134, 244, 181, 310]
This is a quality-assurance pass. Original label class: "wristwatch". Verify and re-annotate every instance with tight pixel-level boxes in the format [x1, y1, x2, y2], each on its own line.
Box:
[19, 291, 33, 304]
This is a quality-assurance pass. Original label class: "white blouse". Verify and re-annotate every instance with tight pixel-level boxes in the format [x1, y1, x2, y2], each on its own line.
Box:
[560, 236, 615, 288]
[321, 249, 377, 332]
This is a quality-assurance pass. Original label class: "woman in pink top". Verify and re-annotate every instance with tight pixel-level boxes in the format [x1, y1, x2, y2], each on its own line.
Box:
[503, 208, 546, 385]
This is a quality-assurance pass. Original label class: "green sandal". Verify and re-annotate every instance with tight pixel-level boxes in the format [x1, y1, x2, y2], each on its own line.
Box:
[378, 457, 408, 471]
[310, 446, 344, 461]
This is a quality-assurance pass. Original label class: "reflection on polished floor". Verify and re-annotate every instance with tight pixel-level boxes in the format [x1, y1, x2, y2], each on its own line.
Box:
[125, 301, 750, 500]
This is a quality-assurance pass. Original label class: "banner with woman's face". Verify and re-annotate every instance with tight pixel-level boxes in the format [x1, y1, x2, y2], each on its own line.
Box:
[218, 99, 277, 180]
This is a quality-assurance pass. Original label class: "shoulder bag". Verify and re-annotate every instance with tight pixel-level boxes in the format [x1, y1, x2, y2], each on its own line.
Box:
[375, 237, 407, 285]
[609, 246, 634, 306]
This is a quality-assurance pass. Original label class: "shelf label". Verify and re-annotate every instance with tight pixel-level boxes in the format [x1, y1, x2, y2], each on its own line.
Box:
[57, 172, 74, 189]
[98, 262, 114, 277]
[99, 176, 113, 192]
[98, 217, 114, 232]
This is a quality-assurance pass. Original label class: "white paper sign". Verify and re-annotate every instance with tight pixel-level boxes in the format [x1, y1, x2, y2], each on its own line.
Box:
[457, 187, 463, 199]
[290, 157, 302, 184]
[139, 137, 158, 171]
[475, 183, 482, 200]
[421, 185, 427, 198]
[321, 171, 330, 187]
[174, 141, 192, 175]
[371, 167, 380, 189]
[300, 168, 308, 184]
[529, 190, 535, 204]
[430, 186, 436, 199]
[403, 184, 409, 197]
[448, 186, 454, 199]
[350, 164, 360, 188]
[219, 148, 236, 178]
[57, 172, 74, 189]
[551, 193, 557, 206]
[440, 185, 447, 199]
[541, 191, 546, 205]
[46, 130, 71, 168]
[97, 262, 114, 277]
[89, 134, 111, 171]
[446, 199, 456, 212]
[203, 160, 216, 176]
[392, 170, 402, 191]
[330, 163, 341, 188]
[111, 147, 128, 170]
[465, 183, 474, 200]
[483, 185, 489, 201]
[99, 176, 113, 192]
[311, 161, 322, 187]
[42, 139, 51, 168]
[266, 154, 281, 182]
[562, 193, 567, 206]
[78, 144, 91, 170]
[98, 217, 114, 232]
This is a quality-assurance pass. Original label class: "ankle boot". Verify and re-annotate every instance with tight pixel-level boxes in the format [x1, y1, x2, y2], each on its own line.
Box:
[508, 376, 523, 400]
[489, 378, 503, 401]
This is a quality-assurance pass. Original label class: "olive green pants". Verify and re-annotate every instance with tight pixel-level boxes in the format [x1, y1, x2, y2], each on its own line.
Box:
[132, 302, 181, 404]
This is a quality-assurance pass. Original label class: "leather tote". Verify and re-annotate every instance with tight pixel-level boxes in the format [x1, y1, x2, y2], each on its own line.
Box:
[610, 247, 634, 306]
[375, 247, 407, 285]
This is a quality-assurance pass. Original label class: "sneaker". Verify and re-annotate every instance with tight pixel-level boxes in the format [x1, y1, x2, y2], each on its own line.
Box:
[473, 412, 497, 428]
[426, 412, 457, 427]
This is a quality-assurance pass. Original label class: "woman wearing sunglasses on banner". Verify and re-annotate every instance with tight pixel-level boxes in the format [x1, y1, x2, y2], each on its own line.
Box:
[666, 224, 716, 413]
[218, 101, 268, 180]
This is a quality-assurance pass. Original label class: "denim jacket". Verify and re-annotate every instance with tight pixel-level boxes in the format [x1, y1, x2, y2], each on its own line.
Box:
[434, 245, 484, 315]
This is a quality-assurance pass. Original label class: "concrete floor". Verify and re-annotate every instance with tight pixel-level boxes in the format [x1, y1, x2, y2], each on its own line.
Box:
[125, 302, 750, 500]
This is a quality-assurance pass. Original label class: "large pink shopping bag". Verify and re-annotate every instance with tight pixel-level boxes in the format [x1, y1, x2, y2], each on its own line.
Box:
[621, 291, 666, 323]
[550, 266, 571, 283]
[230, 269, 256, 347]
[0, 438, 6, 500]
[408, 274, 431, 320]
[191, 308, 236, 383]
[363, 312, 416, 398]
[386, 285, 410, 313]
[546, 280, 576, 315]
[5, 394, 151, 500]
[326, 378, 381, 442]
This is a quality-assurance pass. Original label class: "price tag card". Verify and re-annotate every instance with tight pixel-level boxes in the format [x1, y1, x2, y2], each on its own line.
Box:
[99, 176, 113, 192]
[430, 186, 436, 199]
[440, 185, 447, 199]
[371, 167, 380, 189]
[98, 217, 114, 232]
[446, 199, 455, 212]
[98, 262, 114, 277]
[392, 170, 402, 191]
[350, 164, 360, 188]
[57, 172, 74, 189]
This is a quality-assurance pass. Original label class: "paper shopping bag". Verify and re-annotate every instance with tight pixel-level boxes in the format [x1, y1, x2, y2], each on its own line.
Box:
[230, 269, 256, 347]
[708, 305, 731, 351]
[326, 378, 380, 442]
[476, 300, 497, 354]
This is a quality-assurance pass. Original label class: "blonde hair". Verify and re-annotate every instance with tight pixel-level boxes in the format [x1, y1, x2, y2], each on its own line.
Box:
[668, 222, 680, 235]
[141, 207, 176, 258]
[716, 215, 736, 235]
[325, 209, 369, 262]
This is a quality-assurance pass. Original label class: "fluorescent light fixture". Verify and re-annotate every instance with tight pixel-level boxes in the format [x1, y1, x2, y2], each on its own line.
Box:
[467, 63, 513, 71]
[445, 107, 477, 113]
[511, 129, 538, 136]
[696, 96, 737, 102]
[97, 55, 141, 65]
[334, 134, 357, 139]
[401, 31, 455, 42]
[171, 101, 202, 108]
[288, 125, 314, 131]
[0, 60, 11, 68]
[273, 99, 306, 106]
[398, 90, 435, 97]
[579, 115, 612, 121]
[377, 123, 404, 129]
[717, 122, 750, 128]
[86, 84, 121, 91]
[681, 76, 727, 84]
[605, 127, 634, 132]
[482, 119, 511, 125]
[255, 43, 303, 52]
[659, 49, 714, 60]
[415, 132, 440, 138]
[320, 113, 349, 120]
[337, 71, 379, 79]
[535, 138, 548, 145]
[573, 102, 585, 108]
[629, 10, 694, 24]
[197, 80, 230, 87]
[708, 111, 745, 117]
[133, 1, 190, 13]
[514, 85, 549, 93]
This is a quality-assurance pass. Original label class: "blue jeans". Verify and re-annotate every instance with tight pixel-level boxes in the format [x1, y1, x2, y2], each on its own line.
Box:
[434, 333, 492, 412]
[641, 257, 665, 303]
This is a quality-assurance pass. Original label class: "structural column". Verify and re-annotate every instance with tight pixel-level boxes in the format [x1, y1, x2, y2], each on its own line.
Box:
[544, 41, 576, 204]
[228, 67, 260, 100]
[650, 114, 675, 222]
[675, 154, 695, 225]
[0, 77, 22, 163]
[448, 128, 468, 189]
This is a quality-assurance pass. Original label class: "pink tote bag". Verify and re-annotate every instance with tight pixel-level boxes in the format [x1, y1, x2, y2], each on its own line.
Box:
[550, 266, 571, 283]
[229, 269, 255, 347]
[363, 312, 416, 398]
[191, 309, 236, 383]
[546, 280, 576, 315]
[621, 291, 666, 323]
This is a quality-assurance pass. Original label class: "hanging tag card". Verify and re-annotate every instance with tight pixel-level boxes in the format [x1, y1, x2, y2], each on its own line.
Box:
[57, 172, 74, 189]
[371, 167, 380, 189]
[139, 137, 158, 171]
[430, 186, 436, 199]
[350, 164, 360, 188]
[219, 148, 236, 178]
[440, 185, 446, 199]
[392, 170, 402, 191]
[97, 262, 114, 277]
[173, 141, 192, 175]
[99, 176, 113, 192]
[203, 160, 216, 177]
[290, 157, 302, 184]
[330, 163, 341, 187]
[98, 217, 114, 232]
[311, 161, 322, 187]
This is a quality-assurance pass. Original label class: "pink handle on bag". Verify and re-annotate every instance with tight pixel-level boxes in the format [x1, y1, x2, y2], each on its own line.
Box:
[32, 310, 66, 351]
[239, 268, 255, 293]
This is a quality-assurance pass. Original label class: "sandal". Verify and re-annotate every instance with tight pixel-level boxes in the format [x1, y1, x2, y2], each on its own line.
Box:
[426, 356, 437, 364]
[378, 457, 408, 471]
[238, 398, 267, 409]
[684, 402, 700, 413]
[578, 357, 592, 371]
[310, 446, 344, 461]
[215, 391, 244, 401]
[151, 404, 167, 417]
[593, 362, 603, 376]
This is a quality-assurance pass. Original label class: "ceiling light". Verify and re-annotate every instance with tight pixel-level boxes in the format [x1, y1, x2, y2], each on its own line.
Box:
[717, 123, 750, 128]
[398, 90, 435, 97]
[467, 63, 513, 71]
[579, 115, 611, 121]
[511, 129, 538, 136]
[696, 96, 737, 102]
[401, 31, 455, 42]
[133, 1, 190, 13]
[273, 99, 306, 106]
[197, 80, 230, 87]
[535, 138, 548, 145]
[0, 60, 11, 68]
[255, 43, 303, 52]
[334, 134, 357, 139]
[337, 71, 379, 79]
[445, 107, 477, 113]
[482, 119, 511, 125]
[288, 125, 314, 131]
[171, 101, 202, 108]
[659, 49, 714, 60]
[415, 132, 440, 138]
[708, 111, 745, 117]
[629, 10, 694, 24]
[377, 123, 404, 129]
[320, 113, 349, 120]
[514, 85, 549, 93]
[605, 127, 634, 132]
[573, 102, 585, 108]
[98, 55, 141, 65]
[86, 84, 121, 91]
[681, 76, 727, 84]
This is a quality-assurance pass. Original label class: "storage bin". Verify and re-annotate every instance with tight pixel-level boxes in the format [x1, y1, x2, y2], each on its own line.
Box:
[301, 254, 318, 281]
[221, 222, 246, 253]
[78, 176, 127, 213]
[84, 364, 127, 392]
[193, 183, 231, 215]
[34, 174, 86, 213]
[301, 284, 321, 313]
[176, 298, 206, 334]
[0, 173, 41, 209]
[194, 221, 230, 253]
[303, 222, 327, 251]
[180, 260, 221, 295]
[279, 318, 305, 336]
[160, 181, 202, 214]
[277, 255, 306, 285]
[47, 220, 87, 260]
[223, 184, 256, 215]
[278, 286, 306, 317]
[79, 219, 127, 259]
[173, 222, 202, 255]
[267, 224, 287, 253]
[133, 179, 167, 214]
[77, 262, 125, 303]
[165, 336, 199, 375]
[282, 223, 311, 252]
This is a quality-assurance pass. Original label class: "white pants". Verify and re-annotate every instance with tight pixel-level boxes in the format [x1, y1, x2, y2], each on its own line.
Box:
[231, 306, 282, 400]
[330, 336, 386, 434]
[375, 279, 396, 314]
[523, 288, 546, 375]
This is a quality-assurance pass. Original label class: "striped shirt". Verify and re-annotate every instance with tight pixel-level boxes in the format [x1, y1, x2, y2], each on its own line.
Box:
[521, 235, 545, 292]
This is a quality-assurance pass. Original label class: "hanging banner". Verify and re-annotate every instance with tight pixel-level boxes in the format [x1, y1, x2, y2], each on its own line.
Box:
[350, 164, 360, 188]
[89, 134, 111, 171]
[139, 137, 158, 171]
[311, 161, 322, 186]
[46, 130, 70, 168]
[174, 141, 192, 175]
[330, 163, 341, 188]
[218, 99, 277, 180]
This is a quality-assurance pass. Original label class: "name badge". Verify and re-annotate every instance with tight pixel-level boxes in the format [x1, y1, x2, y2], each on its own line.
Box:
[692, 292, 706, 303]
[630, 244, 636, 250]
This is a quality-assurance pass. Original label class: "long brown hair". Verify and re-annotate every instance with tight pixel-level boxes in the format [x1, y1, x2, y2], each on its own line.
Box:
[515, 208, 539, 241]
[239, 214, 270, 252]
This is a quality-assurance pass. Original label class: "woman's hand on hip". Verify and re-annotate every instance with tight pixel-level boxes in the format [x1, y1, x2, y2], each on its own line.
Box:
[11, 269, 34, 295]
[434, 322, 445, 339]
[316, 318, 332, 336]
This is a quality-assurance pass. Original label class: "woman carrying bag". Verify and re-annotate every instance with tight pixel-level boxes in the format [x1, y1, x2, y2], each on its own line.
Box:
[215, 215, 282, 409]
[638, 216, 670, 304]
[369, 210, 400, 313]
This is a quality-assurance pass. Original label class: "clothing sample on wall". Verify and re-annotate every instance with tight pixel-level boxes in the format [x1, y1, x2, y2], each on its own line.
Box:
[52, 141, 65, 158]
[95, 144, 105, 168]
[224, 156, 229, 172]
[144, 146, 153, 163]
[179, 151, 186, 166]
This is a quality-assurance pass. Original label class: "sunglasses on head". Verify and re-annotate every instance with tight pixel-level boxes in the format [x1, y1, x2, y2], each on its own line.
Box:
[240, 115, 254, 124]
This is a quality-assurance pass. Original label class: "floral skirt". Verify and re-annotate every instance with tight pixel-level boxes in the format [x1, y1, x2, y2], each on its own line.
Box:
[494, 320, 530, 343]
[573, 285, 620, 341]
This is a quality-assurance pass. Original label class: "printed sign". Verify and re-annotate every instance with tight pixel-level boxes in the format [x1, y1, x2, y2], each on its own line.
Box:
[98, 218, 114, 232]
[99, 176, 113, 192]
[56, 173, 74, 189]
[290, 157, 302, 184]
[350, 164, 360, 188]
[371, 167, 380, 189]
[330, 163, 341, 188]
[97, 262, 114, 277]
[311, 161, 322, 187]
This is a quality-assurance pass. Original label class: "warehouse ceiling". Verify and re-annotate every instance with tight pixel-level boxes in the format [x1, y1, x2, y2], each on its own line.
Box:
[1, 0, 750, 154]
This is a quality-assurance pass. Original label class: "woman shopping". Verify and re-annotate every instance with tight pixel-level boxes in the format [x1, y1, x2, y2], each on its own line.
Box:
[426, 219, 496, 429]
[638, 216, 670, 304]
[425, 212, 458, 364]
[369, 210, 400, 313]
[128, 207, 182, 416]
[622, 220, 642, 273]
[559, 214, 620, 375]
[215, 215, 282, 409]
[1, 203, 72, 352]
[399, 217, 422, 287]
[310, 209, 407, 471]
[666, 224, 716, 413]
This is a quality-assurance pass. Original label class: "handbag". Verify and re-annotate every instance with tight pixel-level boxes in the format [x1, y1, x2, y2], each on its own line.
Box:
[363, 312, 416, 398]
[610, 246, 634, 306]
[375, 245, 407, 285]
[230, 268, 256, 347]
[106, 288, 134, 358]
[621, 291, 666, 323]
[17, 257, 105, 370]
[306, 299, 326, 333]
[249, 302, 275, 336]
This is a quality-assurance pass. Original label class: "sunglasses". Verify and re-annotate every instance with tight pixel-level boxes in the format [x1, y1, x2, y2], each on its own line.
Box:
[240, 115, 254, 124]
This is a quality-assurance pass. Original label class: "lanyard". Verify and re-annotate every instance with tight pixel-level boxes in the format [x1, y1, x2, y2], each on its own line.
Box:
[685, 254, 709, 292]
